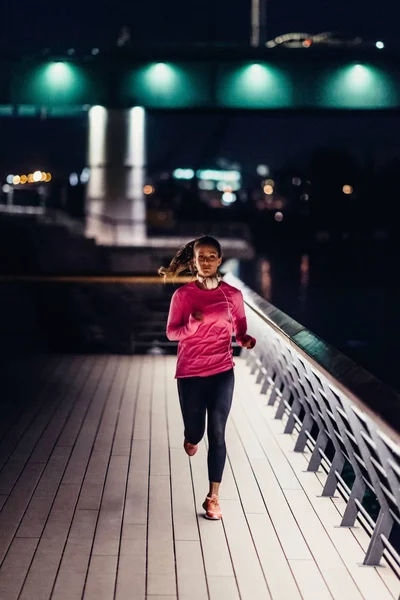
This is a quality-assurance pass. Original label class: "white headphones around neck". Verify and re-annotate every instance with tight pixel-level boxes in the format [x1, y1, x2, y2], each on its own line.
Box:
[196, 273, 222, 290]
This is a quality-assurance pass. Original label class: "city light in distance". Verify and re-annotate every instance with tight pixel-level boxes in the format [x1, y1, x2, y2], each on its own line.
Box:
[173, 168, 195, 180]
[257, 164, 270, 177]
[292, 177, 302, 186]
[143, 185, 155, 195]
[343, 184, 353, 195]
[264, 184, 274, 195]
[376, 41, 384, 50]
[6, 172, 51, 185]
[274, 212, 284, 222]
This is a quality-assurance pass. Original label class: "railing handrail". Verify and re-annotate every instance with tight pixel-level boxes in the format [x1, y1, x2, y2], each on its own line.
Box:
[225, 272, 400, 446]
[225, 272, 400, 571]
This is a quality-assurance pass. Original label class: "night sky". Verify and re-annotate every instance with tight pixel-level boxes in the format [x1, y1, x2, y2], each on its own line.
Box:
[1, 1, 400, 175]
[2, 0, 400, 50]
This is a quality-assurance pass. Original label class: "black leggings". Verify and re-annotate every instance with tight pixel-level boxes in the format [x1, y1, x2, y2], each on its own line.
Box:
[177, 369, 234, 483]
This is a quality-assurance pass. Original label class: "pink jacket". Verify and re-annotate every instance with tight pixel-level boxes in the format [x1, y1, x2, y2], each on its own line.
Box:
[166, 281, 256, 378]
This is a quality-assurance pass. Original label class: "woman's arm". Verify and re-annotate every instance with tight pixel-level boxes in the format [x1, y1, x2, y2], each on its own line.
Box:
[232, 290, 256, 349]
[166, 290, 202, 341]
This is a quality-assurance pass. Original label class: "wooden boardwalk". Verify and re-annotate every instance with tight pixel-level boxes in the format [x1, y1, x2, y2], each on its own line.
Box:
[0, 354, 398, 600]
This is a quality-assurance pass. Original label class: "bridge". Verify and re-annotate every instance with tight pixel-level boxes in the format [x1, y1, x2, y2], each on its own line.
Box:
[1, 46, 400, 112]
[2, 45, 399, 246]
[0, 273, 399, 599]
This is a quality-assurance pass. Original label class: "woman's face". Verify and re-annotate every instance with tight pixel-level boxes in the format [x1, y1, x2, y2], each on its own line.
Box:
[193, 244, 222, 278]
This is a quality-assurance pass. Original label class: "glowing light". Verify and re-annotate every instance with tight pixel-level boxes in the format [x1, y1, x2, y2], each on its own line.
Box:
[40, 172, 46, 182]
[6, 175, 14, 184]
[264, 184, 274, 195]
[351, 65, 371, 85]
[45, 173, 52, 182]
[173, 168, 195, 180]
[127, 107, 146, 241]
[88, 106, 107, 166]
[28, 173, 34, 183]
[197, 169, 240, 182]
[80, 168, 90, 184]
[257, 164, 270, 177]
[12, 175, 20, 185]
[20, 175, 27, 184]
[198, 181, 215, 190]
[222, 192, 236, 205]
[292, 177, 302, 186]
[2, 184, 11, 193]
[33, 171, 42, 182]
[46, 62, 74, 87]
[343, 184, 353, 195]
[376, 41, 384, 50]
[91, 48, 100, 55]
[143, 185, 154, 195]
[274, 211, 284, 222]
[69, 173, 79, 187]
[302, 39, 312, 48]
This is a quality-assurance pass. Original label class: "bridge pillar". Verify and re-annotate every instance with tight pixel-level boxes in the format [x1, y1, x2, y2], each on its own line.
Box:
[85, 106, 146, 245]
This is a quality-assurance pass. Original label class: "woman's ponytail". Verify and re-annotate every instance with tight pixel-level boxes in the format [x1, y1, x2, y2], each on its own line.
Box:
[158, 240, 196, 278]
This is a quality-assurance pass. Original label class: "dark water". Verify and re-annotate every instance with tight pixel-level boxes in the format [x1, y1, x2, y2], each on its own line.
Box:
[232, 244, 400, 394]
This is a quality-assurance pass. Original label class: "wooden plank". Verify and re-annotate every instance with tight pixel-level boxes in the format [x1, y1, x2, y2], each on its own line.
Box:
[191, 442, 235, 578]
[147, 356, 176, 596]
[19, 483, 81, 600]
[83, 555, 118, 600]
[51, 509, 98, 600]
[284, 489, 365, 600]
[329, 485, 399, 598]
[176, 540, 208, 600]
[222, 498, 272, 600]
[115, 524, 146, 600]
[207, 576, 240, 600]
[133, 356, 153, 441]
[16, 446, 72, 538]
[150, 356, 170, 477]
[0, 538, 39, 600]
[225, 420, 267, 514]
[247, 513, 302, 600]
[242, 359, 399, 600]
[116, 357, 152, 600]
[165, 356, 183, 450]
[76, 357, 124, 510]
[111, 357, 141, 457]
[61, 357, 125, 487]
[289, 560, 334, 600]
[0, 356, 55, 445]
[273, 424, 397, 600]
[0, 356, 80, 494]
[91, 455, 129, 556]
[0, 356, 59, 438]
[147, 474, 177, 596]
[29, 356, 103, 463]
[0, 462, 44, 564]
[170, 449, 199, 542]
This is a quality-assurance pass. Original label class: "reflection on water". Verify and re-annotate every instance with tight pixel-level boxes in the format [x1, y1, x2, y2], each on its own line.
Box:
[259, 258, 272, 301]
[237, 249, 400, 394]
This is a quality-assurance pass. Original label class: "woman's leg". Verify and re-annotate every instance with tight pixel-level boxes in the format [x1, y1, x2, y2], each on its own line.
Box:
[177, 377, 207, 446]
[206, 369, 235, 490]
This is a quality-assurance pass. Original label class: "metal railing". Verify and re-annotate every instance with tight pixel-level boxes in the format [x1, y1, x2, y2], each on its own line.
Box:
[225, 273, 400, 575]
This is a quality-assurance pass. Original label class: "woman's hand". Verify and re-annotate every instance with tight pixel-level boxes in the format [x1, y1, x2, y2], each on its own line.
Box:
[191, 311, 204, 322]
[241, 334, 256, 349]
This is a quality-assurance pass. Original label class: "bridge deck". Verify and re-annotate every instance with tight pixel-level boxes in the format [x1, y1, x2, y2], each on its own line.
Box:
[0, 355, 398, 600]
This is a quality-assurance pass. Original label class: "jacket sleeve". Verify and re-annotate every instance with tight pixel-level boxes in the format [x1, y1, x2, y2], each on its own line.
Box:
[166, 290, 202, 341]
[232, 290, 256, 347]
